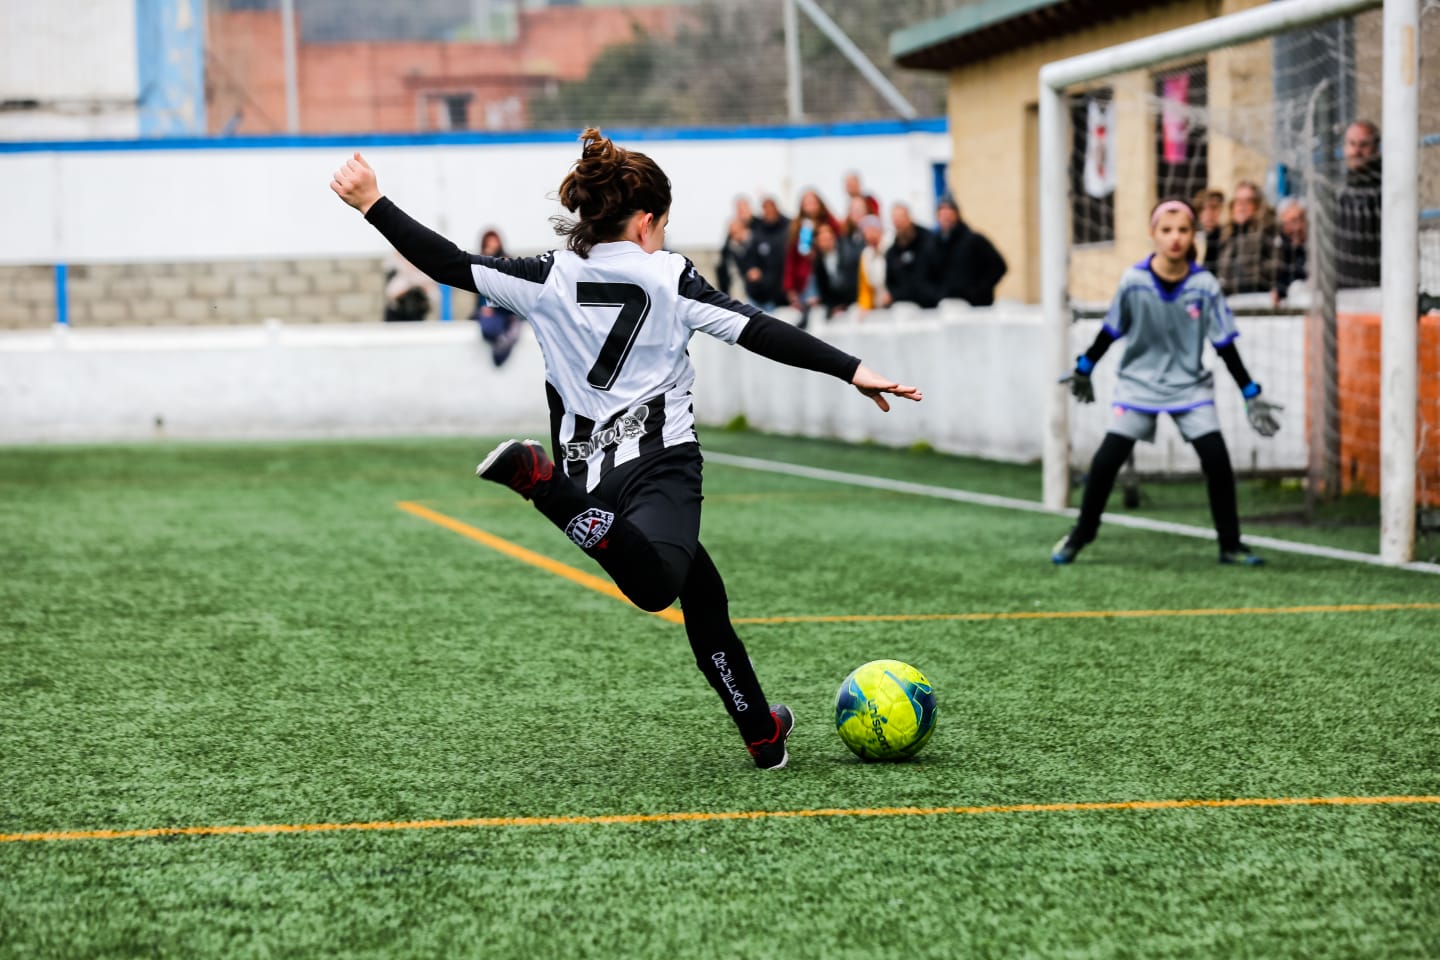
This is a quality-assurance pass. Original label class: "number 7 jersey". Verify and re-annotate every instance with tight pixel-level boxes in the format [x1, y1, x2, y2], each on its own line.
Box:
[472, 240, 760, 491]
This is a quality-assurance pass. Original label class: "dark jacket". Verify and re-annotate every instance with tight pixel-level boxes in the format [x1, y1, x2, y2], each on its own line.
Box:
[812, 235, 862, 312]
[1217, 215, 1281, 295]
[1336, 159, 1382, 289]
[930, 222, 1007, 306]
[885, 226, 939, 308]
[1274, 234, 1307, 296]
[716, 231, 751, 298]
[744, 215, 790, 307]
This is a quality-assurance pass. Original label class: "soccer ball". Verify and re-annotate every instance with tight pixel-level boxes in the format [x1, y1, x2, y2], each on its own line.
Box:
[834, 659, 937, 761]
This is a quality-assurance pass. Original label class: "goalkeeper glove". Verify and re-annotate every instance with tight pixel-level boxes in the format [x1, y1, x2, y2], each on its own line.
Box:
[1059, 355, 1096, 404]
[1242, 383, 1282, 437]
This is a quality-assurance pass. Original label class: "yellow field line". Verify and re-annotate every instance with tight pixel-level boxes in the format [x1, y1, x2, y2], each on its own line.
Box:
[731, 602, 1440, 625]
[396, 501, 684, 624]
[397, 500, 1438, 629]
[5, 795, 1436, 845]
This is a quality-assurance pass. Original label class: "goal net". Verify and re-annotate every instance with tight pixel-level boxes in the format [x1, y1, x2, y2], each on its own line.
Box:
[1048, 0, 1439, 560]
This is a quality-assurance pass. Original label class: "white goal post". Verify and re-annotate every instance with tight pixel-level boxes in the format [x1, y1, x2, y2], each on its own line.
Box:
[1037, 0, 1421, 564]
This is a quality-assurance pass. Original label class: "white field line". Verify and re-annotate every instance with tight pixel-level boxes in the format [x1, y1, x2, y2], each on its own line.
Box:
[703, 452, 1440, 576]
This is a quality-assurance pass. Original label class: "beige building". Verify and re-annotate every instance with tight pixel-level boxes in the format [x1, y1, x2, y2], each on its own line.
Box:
[890, 0, 1406, 305]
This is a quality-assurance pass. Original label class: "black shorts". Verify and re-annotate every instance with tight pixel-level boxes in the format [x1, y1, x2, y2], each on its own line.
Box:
[592, 442, 703, 558]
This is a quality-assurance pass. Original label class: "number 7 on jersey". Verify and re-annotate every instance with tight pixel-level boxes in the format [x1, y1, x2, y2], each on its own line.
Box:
[577, 282, 651, 391]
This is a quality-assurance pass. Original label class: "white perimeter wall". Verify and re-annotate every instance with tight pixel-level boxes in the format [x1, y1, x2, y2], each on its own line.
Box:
[0, 129, 951, 265]
[0, 305, 1308, 477]
[0, 0, 141, 141]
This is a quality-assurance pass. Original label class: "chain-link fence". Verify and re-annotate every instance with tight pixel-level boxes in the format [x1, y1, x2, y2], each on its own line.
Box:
[202, 0, 948, 136]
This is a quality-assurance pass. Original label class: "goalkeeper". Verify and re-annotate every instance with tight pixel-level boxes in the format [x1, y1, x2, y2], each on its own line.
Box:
[1054, 198, 1282, 566]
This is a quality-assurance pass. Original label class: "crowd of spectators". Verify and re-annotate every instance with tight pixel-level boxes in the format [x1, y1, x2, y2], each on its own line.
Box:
[715, 171, 1008, 326]
[1196, 118, 1383, 306]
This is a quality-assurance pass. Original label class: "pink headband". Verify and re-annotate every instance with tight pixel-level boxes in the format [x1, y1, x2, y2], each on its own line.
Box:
[1151, 200, 1195, 227]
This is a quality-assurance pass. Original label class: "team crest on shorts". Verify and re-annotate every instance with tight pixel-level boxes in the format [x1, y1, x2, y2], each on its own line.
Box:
[565, 508, 614, 549]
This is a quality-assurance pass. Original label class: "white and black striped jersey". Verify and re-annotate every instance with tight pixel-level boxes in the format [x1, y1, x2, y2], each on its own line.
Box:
[365, 198, 861, 491]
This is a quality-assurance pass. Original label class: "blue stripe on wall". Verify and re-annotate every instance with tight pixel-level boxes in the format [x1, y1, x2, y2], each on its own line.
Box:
[0, 117, 948, 155]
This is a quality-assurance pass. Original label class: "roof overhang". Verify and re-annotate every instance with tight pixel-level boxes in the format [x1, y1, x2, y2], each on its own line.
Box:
[891, 0, 1179, 71]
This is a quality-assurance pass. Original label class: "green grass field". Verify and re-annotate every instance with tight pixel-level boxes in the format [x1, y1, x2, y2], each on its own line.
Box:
[3, 432, 1438, 958]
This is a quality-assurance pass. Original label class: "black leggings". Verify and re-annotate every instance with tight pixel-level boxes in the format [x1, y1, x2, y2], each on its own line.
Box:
[526, 448, 775, 743]
[1074, 431, 1242, 552]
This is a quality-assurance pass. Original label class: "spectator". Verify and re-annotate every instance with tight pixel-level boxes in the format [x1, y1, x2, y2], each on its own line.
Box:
[842, 195, 871, 247]
[744, 196, 789, 310]
[884, 203, 939, 308]
[1273, 198, 1308, 304]
[855, 215, 888, 311]
[929, 195, 1007, 306]
[811, 220, 861, 318]
[1216, 180, 1280, 295]
[843, 171, 881, 217]
[716, 197, 754, 299]
[469, 228, 523, 365]
[382, 251, 434, 322]
[1336, 119, 1382, 289]
[1193, 188, 1226, 273]
[783, 189, 842, 326]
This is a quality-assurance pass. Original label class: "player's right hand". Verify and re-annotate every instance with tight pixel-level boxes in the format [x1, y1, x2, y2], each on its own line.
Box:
[330, 152, 382, 215]
[852, 363, 922, 412]
[1060, 371, 1095, 404]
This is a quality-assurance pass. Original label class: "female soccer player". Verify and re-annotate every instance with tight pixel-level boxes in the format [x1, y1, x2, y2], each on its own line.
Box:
[1053, 198, 1282, 566]
[331, 130, 922, 769]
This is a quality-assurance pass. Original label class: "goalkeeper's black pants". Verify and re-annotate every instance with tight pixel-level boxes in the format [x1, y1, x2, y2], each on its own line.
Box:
[525, 444, 775, 745]
[1075, 431, 1242, 552]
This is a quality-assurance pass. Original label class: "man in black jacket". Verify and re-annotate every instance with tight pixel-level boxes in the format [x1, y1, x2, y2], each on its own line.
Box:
[929, 196, 1007, 307]
[743, 196, 790, 310]
[884, 203, 939, 308]
[1335, 120, 1381, 289]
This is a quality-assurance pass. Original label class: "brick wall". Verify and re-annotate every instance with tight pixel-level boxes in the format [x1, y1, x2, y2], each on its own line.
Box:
[0, 248, 725, 329]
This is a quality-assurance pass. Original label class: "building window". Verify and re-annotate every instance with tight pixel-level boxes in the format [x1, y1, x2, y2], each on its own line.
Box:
[1155, 64, 1208, 205]
[1070, 89, 1115, 246]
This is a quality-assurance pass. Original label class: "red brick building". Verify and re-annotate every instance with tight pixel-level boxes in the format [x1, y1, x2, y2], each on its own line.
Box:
[206, 5, 687, 134]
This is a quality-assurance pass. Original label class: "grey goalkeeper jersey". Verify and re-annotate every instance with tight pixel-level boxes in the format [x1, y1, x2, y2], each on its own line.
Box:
[1102, 259, 1239, 413]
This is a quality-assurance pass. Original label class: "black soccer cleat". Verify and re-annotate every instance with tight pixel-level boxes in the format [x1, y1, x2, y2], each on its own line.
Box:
[747, 704, 795, 770]
[476, 439, 554, 500]
[1051, 529, 1089, 565]
[1219, 545, 1265, 566]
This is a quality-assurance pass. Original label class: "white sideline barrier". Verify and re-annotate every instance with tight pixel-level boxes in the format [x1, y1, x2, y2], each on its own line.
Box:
[0, 305, 1311, 476]
[0, 321, 551, 443]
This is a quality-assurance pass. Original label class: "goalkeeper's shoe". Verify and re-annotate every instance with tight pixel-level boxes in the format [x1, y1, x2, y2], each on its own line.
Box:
[1051, 529, 1089, 565]
[1219, 545, 1265, 566]
[747, 704, 795, 770]
[476, 439, 553, 500]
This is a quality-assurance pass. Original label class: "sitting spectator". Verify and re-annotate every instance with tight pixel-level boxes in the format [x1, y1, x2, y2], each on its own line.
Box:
[782, 189, 842, 328]
[469, 228, 522, 365]
[1193, 187, 1226, 273]
[1273, 198, 1308, 304]
[929, 195, 1007, 306]
[855, 215, 888, 312]
[843, 171, 881, 217]
[1216, 180, 1280, 295]
[1336, 119, 1382, 289]
[810, 220, 861, 318]
[744, 196, 789, 311]
[383, 251, 434, 322]
[884, 203, 939, 308]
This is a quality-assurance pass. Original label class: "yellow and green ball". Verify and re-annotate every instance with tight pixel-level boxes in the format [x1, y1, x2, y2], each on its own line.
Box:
[834, 659, 937, 761]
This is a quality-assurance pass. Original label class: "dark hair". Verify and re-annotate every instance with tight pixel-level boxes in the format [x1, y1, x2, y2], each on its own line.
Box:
[553, 127, 672, 258]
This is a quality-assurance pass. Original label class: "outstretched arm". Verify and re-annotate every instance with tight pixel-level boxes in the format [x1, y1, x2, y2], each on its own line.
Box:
[677, 262, 922, 412]
[1216, 340, 1282, 436]
[331, 152, 478, 292]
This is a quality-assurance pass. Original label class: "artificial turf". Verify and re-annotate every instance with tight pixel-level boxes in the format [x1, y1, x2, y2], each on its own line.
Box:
[2, 433, 1437, 958]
